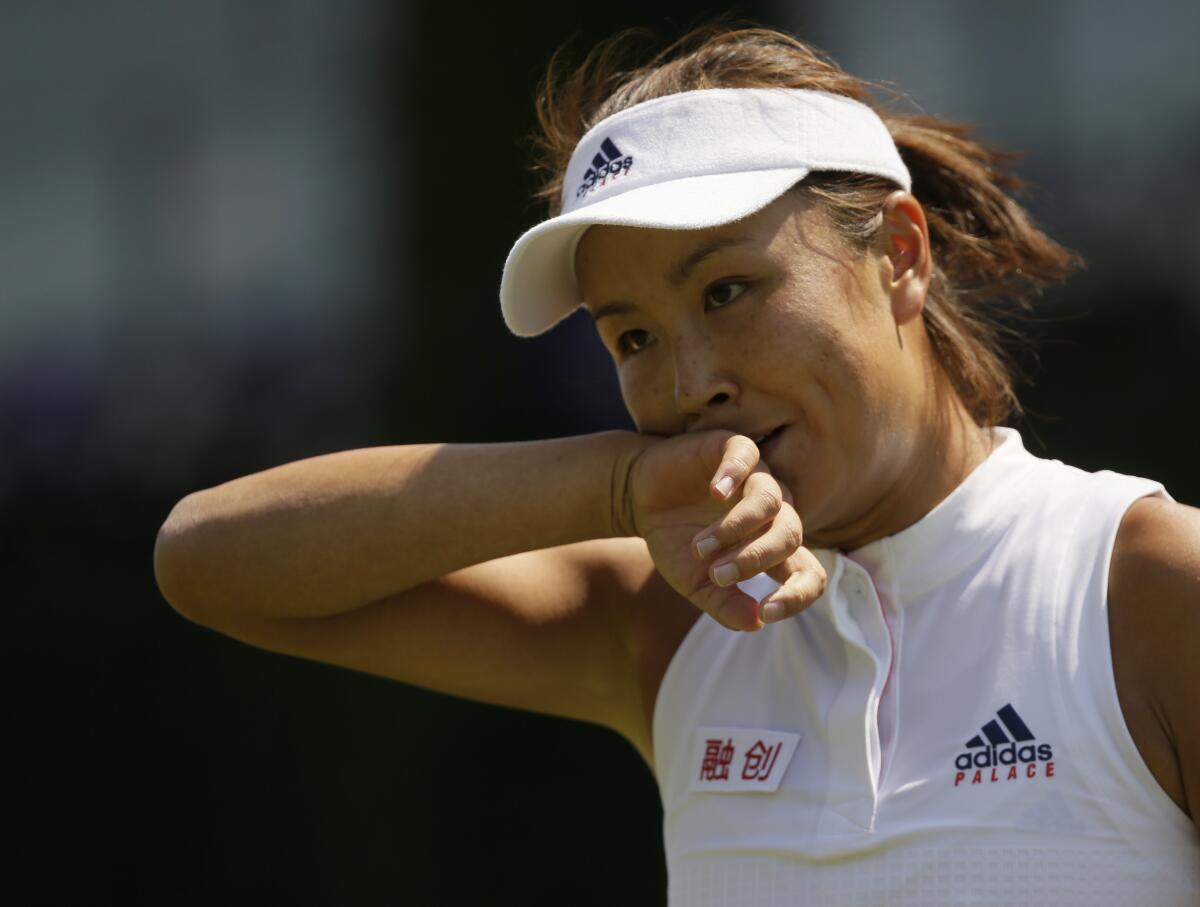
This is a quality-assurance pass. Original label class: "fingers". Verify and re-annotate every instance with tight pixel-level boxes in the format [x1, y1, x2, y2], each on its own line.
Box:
[704, 506, 803, 589]
[693, 584, 764, 633]
[692, 470, 787, 562]
[691, 543, 825, 632]
[684, 430, 824, 631]
[692, 469, 800, 591]
[707, 434, 761, 501]
[760, 547, 827, 622]
[693, 546, 826, 632]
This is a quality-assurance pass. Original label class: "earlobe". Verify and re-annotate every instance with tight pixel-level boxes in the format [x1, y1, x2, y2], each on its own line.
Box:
[882, 191, 931, 326]
[892, 267, 926, 326]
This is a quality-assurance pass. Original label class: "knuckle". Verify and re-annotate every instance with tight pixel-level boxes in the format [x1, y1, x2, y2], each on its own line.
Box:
[722, 461, 746, 482]
[710, 523, 739, 552]
[725, 436, 760, 463]
[780, 597, 804, 619]
[804, 568, 828, 599]
[781, 521, 803, 552]
[782, 581, 814, 610]
[720, 514, 748, 543]
[731, 433, 759, 452]
[739, 542, 767, 573]
[775, 556, 826, 604]
[792, 518, 806, 548]
[723, 453, 754, 476]
[756, 486, 782, 513]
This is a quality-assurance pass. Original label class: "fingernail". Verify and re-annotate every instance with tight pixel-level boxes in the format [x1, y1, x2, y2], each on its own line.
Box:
[712, 562, 739, 586]
[714, 476, 734, 498]
[761, 600, 786, 622]
[695, 536, 719, 558]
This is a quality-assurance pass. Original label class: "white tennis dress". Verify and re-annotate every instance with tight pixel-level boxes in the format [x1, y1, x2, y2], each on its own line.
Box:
[653, 428, 1200, 905]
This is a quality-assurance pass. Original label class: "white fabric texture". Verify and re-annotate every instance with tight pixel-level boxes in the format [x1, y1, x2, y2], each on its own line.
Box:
[653, 428, 1200, 905]
[500, 88, 910, 337]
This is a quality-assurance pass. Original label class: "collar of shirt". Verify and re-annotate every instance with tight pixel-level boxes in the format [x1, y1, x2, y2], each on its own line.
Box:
[842, 427, 1040, 601]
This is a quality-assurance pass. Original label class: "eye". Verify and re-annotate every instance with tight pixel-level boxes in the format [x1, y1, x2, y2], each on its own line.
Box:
[705, 281, 748, 311]
[617, 328, 654, 356]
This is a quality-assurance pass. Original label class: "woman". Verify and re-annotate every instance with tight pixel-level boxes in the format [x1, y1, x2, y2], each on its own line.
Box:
[155, 26, 1200, 904]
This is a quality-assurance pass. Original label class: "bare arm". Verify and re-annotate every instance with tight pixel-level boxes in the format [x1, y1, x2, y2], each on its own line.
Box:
[1109, 496, 1200, 825]
[153, 432, 651, 624]
[153, 429, 819, 757]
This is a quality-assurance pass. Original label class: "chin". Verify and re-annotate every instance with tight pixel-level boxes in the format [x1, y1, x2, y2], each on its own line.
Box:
[775, 451, 838, 545]
[794, 491, 833, 545]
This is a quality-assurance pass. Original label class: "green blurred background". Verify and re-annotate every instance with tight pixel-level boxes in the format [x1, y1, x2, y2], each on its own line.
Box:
[7, 0, 1198, 903]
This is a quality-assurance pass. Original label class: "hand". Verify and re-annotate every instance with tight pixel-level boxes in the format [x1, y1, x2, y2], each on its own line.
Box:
[624, 431, 827, 631]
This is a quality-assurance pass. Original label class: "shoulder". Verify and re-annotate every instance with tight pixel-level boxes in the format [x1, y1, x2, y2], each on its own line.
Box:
[1109, 495, 1200, 820]
[1110, 496, 1200, 632]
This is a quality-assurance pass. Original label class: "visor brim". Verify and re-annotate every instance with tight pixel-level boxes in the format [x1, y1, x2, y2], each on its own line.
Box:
[500, 167, 810, 337]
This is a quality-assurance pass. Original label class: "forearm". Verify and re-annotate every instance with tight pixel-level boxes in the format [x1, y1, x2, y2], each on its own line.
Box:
[154, 431, 651, 622]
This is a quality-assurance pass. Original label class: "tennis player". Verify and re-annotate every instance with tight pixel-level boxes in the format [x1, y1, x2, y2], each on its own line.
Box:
[155, 25, 1200, 904]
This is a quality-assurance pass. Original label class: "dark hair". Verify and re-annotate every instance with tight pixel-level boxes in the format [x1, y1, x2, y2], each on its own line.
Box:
[531, 26, 1081, 426]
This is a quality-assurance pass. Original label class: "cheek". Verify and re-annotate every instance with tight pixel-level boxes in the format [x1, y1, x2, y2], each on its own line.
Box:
[618, 361, 676, 433]
[757, 312, 887, 451]
[756, 300, 853, 390]
[774, 276, 892, 385]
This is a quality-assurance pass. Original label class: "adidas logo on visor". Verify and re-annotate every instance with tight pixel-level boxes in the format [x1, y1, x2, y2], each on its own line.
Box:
[575, 137, 634, 199]
[952, 703, 1056, 786]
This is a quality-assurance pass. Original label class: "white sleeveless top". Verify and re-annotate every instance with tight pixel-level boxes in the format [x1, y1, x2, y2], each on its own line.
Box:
[653, 428, 1200, 905]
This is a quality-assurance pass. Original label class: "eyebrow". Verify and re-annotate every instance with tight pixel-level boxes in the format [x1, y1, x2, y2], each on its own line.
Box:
[669, 235, 753, 286]
[589, 300, 638, 323]
[587, 235, 754, 323]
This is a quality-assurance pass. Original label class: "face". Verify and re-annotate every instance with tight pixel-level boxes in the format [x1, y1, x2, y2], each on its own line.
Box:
[576, 189, 936, 545]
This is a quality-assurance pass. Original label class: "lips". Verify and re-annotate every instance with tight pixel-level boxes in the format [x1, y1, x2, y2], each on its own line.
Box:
[754, 425, 787, 456]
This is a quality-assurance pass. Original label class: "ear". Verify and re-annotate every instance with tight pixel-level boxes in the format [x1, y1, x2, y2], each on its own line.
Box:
[881, 191, 931, 326]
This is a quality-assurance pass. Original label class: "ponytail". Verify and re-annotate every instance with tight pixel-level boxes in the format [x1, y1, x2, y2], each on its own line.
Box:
[885, 114, 1081, 423]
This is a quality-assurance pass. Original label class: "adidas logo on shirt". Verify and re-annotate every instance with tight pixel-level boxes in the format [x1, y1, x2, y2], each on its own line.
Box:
[575, 137, 634, 199]
[952, 703, 1056, 787]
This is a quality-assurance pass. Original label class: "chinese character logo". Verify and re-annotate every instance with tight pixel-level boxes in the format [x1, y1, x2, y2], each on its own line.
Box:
[741, 740, 783, 781]
[699, 738, 735, 781]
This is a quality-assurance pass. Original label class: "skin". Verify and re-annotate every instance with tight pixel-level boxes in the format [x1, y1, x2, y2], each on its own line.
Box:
[155, 183, 1200, 830]
[578, 188, 995, 555]
[577, 188, 1200, 823]
[1109, 496, 1200, 821]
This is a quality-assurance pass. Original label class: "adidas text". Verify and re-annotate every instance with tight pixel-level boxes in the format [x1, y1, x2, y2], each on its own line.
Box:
[955, 742, 1053, 771]
[952, 703, 1056, 787]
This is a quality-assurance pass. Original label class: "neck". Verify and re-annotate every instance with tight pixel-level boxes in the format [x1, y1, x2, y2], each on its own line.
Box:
[808, 396, 997, 552]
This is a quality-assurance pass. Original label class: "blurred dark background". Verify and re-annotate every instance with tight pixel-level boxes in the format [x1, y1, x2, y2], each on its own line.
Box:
[7, 0, 1198, 903]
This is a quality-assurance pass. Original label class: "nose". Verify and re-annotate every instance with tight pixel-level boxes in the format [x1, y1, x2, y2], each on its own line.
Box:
[673, 340, 738, 420]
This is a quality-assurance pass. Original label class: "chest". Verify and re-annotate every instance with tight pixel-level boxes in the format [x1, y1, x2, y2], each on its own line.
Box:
[652, 552, 1141, 856]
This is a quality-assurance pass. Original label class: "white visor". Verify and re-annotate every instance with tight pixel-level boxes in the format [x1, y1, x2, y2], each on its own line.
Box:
[499, 87, 912, 337]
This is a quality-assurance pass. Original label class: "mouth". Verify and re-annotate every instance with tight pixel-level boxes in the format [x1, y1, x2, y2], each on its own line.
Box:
[754, 425, 787, 455]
